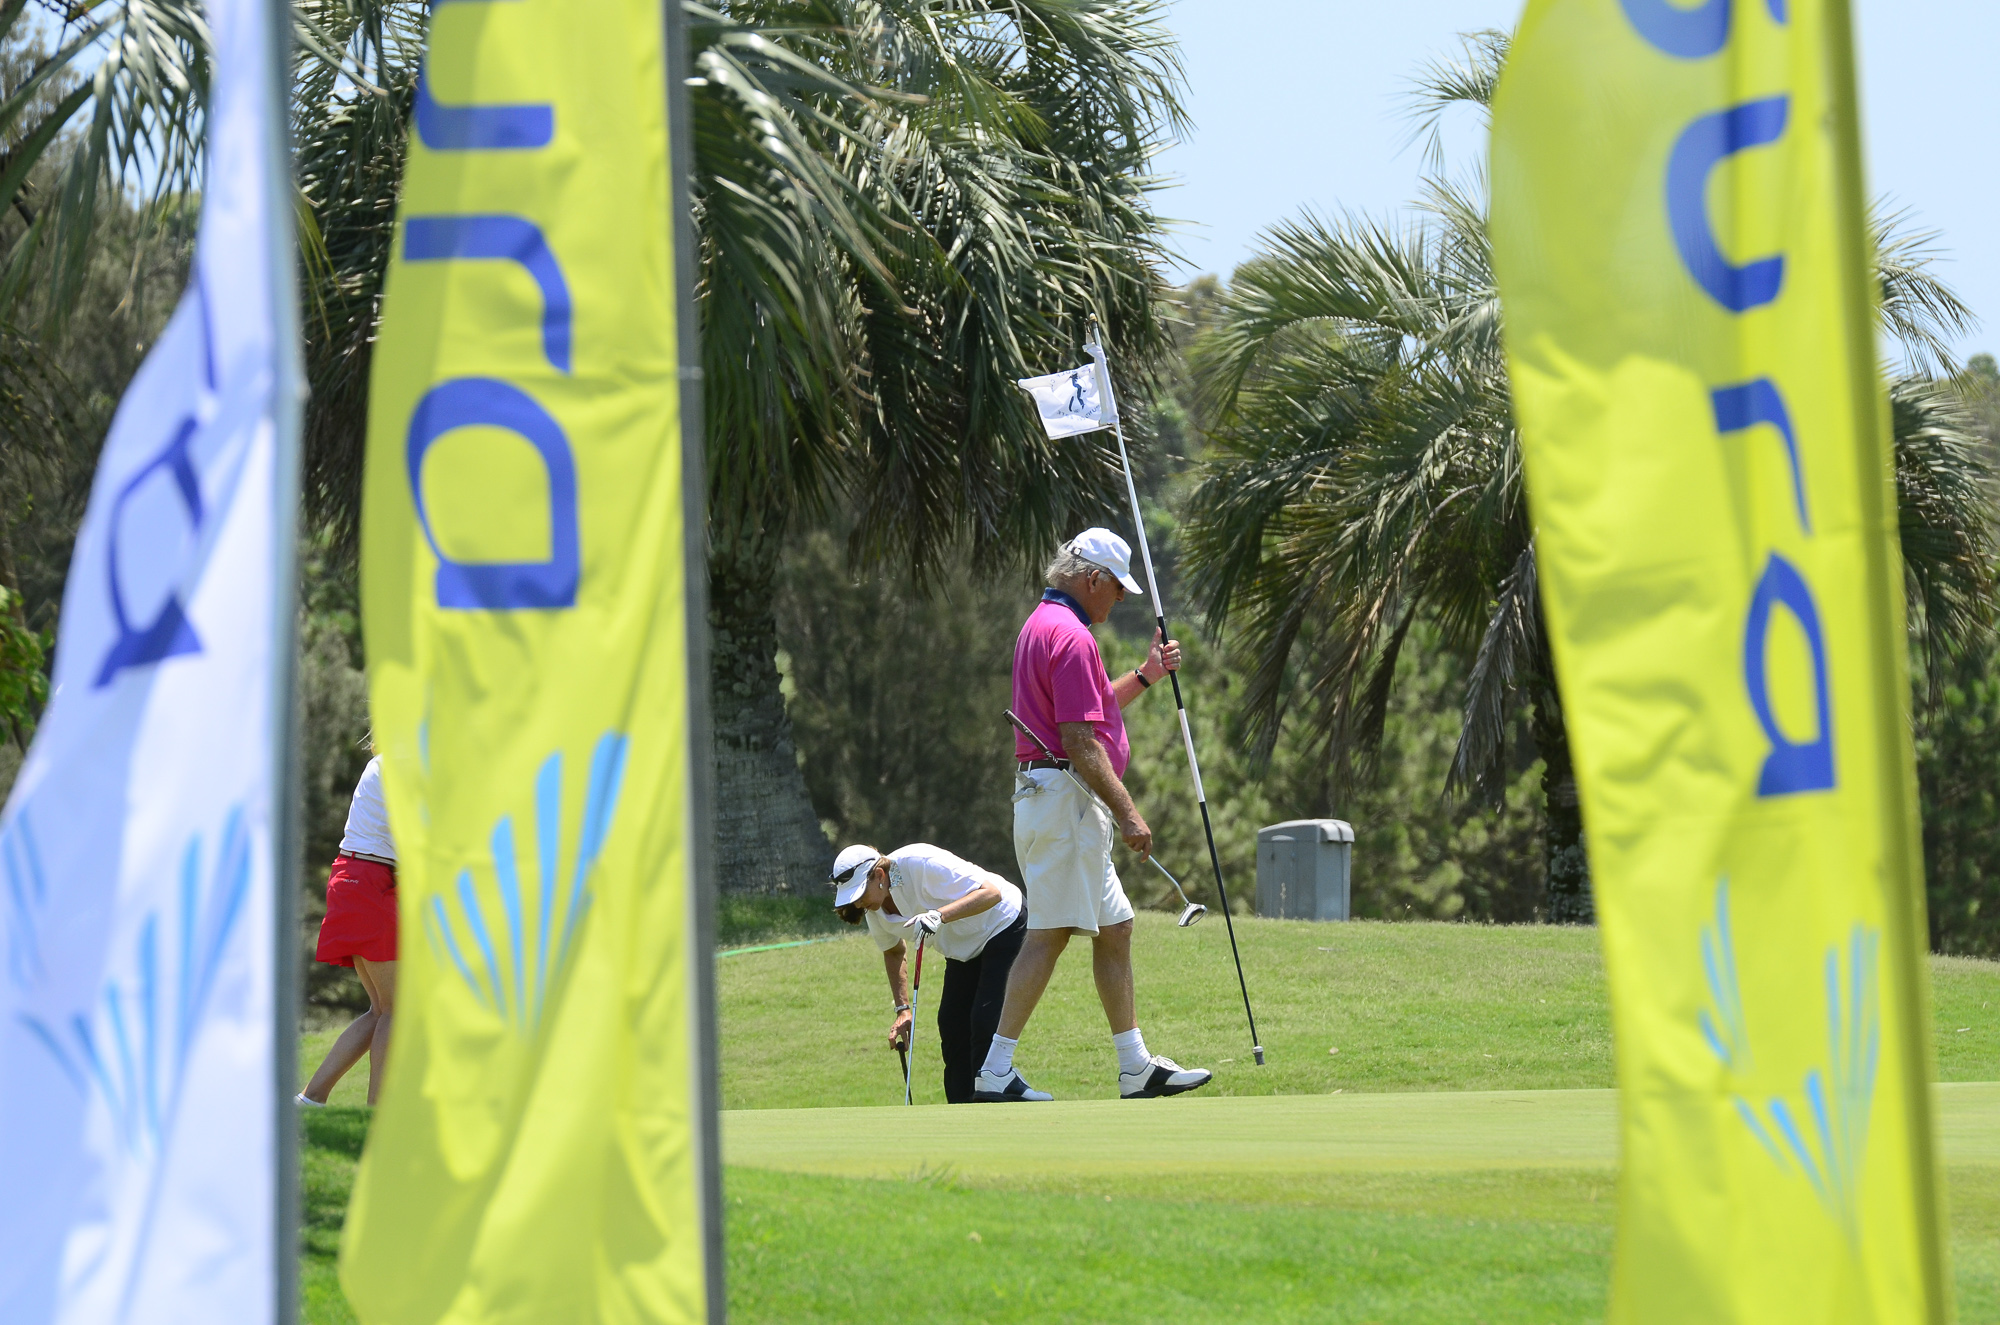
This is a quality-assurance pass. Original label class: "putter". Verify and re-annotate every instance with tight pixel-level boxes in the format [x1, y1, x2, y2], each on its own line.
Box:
[1149, 856, 1208, 927]
[1008, 708, 1208, 929]
[903, 933, 927, 1106]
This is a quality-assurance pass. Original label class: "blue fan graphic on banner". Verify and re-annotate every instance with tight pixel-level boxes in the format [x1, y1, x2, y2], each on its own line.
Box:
[7, 808, 252, 1156]
[1698, 882, 1881, 1236]
[2, 815, 50, 991]
[425, 732, 629, 1033]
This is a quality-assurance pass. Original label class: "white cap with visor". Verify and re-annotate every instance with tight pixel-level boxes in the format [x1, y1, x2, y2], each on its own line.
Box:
[1066, 527, 1144, 597]
[830, 844, 880, 907]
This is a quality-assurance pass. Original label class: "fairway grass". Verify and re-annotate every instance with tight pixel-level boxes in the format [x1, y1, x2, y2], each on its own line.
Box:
[722, 913, 2000, 1110]
[720, 1088, 2000, 1322]
[296, 915, 2000, 1322]
[722, 1083, 2000, 1179]
[297, 1110, 2000, 1323]
[726, 1166, 1615, 1324]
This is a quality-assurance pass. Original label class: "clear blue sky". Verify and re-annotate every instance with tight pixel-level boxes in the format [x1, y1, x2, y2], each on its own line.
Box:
[1158, 1, 1997, 362]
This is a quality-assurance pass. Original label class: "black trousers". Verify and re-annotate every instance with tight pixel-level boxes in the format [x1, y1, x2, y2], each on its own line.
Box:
[933, 913, 1027, 1103]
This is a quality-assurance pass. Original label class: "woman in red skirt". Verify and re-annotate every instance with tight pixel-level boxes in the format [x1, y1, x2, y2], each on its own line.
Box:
[298, 751, 397, 1107]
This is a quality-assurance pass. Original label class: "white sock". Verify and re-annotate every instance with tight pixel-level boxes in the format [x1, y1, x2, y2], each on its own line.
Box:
[1114, 1027, 1150, 1075]
[981, 1033, 1018, 1078]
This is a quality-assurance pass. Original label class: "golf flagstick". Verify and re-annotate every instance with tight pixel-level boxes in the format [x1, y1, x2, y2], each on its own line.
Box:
[904, 933, 927, 1105]
[1085, 317, 1265, 1066]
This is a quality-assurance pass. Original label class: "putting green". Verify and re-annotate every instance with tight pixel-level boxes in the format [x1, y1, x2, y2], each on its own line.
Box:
[724, 1081, 2000, 1180]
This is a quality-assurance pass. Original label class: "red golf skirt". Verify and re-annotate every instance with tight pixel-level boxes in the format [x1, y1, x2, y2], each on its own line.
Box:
[314, 853, 398, 967]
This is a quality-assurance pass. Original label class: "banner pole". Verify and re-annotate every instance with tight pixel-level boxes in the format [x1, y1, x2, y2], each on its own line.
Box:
[662, 0, 728, 1315]
[1086, 317, 1263, 1065]
[264, 0, 306, 1315]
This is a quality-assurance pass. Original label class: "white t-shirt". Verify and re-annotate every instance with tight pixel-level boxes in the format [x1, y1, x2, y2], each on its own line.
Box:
[862, 843, 1021, 963]
[339, 757, 396, 862]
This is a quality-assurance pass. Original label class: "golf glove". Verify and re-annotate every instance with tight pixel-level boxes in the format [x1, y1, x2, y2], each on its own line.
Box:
[904, 909, 943, 937]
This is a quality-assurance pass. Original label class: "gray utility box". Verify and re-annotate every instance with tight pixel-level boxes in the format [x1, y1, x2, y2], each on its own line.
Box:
[1256, 820, 1354, 921]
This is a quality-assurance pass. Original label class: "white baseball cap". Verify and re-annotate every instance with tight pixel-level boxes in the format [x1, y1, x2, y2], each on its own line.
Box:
[830, 844, 881, 906]
[1067, 527, 1144, 597]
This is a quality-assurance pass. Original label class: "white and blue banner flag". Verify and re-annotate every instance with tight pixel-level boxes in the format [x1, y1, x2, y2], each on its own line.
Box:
[0, 0, 298, 1318]
[1017, 361, 1114, 439]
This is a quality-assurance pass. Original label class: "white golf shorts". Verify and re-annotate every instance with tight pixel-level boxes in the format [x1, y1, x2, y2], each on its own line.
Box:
[1012, 769, 1135, 935]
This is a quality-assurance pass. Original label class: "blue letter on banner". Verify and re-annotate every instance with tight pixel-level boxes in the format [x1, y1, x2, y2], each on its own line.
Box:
[405, 216, 573, 373]
[407, 378, 579, 611]
[414, 64, 554, 152]
[1667, 98, 1789, 312]
[1742, 552, 1835, 796]
[96, 420, 205, 686]
[1712, 379, 1810, 531]
[413, 0, 554, 153]
[1619, 0, 1732, 59]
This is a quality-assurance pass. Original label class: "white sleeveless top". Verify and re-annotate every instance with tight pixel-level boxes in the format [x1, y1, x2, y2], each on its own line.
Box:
[339, 757, 396, 862]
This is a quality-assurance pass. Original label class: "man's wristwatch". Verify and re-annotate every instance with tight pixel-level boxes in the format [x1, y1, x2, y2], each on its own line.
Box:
[894, 1003, 912, 1014]
[1133, 668, 1152, 689]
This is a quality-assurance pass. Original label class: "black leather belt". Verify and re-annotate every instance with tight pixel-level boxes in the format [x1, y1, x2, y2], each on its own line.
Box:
[1019, 759, 1070, 771]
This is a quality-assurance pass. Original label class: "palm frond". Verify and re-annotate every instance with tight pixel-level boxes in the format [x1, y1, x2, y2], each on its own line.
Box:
[1447, 538, 1538, 800]
[1892, 375, 1997, 690]
[1873, 203, 1977, 378]
[1, 0, 209, 326]
[1402, 28, 1507, 176]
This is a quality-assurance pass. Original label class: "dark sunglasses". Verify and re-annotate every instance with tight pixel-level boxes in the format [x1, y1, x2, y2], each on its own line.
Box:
[830, 857, 875, 886]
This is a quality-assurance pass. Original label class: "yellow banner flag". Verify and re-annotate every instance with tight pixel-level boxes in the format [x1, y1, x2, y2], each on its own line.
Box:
[1491, 1, 1948, 1320]
[340, 0, 719, 1319]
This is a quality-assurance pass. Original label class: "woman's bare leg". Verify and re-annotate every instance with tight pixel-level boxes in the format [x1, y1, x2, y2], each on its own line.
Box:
[301, 962, 380, 1104]
[354, 956, 396, 1107]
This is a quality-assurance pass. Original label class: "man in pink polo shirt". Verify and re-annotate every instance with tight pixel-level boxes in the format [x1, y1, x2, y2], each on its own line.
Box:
[973, 528, 1213, 1103]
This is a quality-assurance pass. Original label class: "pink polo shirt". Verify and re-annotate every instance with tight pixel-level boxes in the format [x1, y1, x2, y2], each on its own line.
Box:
[1012, 592, 1130, 777]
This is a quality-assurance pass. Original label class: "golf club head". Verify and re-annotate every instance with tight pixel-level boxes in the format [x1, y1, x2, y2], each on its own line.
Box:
[1177, 902, 1207, 927]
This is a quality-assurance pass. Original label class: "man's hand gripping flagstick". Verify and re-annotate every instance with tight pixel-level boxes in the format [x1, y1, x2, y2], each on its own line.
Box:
[1015, 319, 1265, 1066]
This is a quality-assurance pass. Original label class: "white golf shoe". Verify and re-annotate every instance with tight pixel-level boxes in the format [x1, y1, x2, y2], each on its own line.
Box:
[973, 1067, 1053, 1102]
[1120, 1055, 1213, 1099]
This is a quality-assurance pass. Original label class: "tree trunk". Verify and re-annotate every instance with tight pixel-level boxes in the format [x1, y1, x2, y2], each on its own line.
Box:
[1531, 686, 1594, 924]
[708, 537, 833, 894]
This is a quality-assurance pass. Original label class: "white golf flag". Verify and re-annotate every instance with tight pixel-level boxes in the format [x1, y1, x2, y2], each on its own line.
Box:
[0, 0, 298, 1319]
[1017, 362, 1116, 439]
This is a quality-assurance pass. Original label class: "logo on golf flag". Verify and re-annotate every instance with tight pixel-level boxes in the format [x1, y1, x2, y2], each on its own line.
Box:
[1017, 363, 1114, 439]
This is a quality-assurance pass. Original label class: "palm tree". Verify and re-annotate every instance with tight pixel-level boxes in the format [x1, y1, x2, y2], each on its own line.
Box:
[1181, 33, 1992, 922]
[5, 2, 1187, 889]
[289, 1, 1189, 890]
[688, 1, 1185, 888]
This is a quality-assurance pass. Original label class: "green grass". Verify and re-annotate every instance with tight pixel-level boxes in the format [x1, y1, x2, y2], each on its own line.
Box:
[717, 894, 849, 948]
[301, 1107, 365, 1325]
[299, 911, 2000, 1323]
[726, 1166, 1615, 1324]
[720, 912, 2000, 1109]
[719, 1086, 2000, 1322]
[720, 1161, 2000, 1323]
